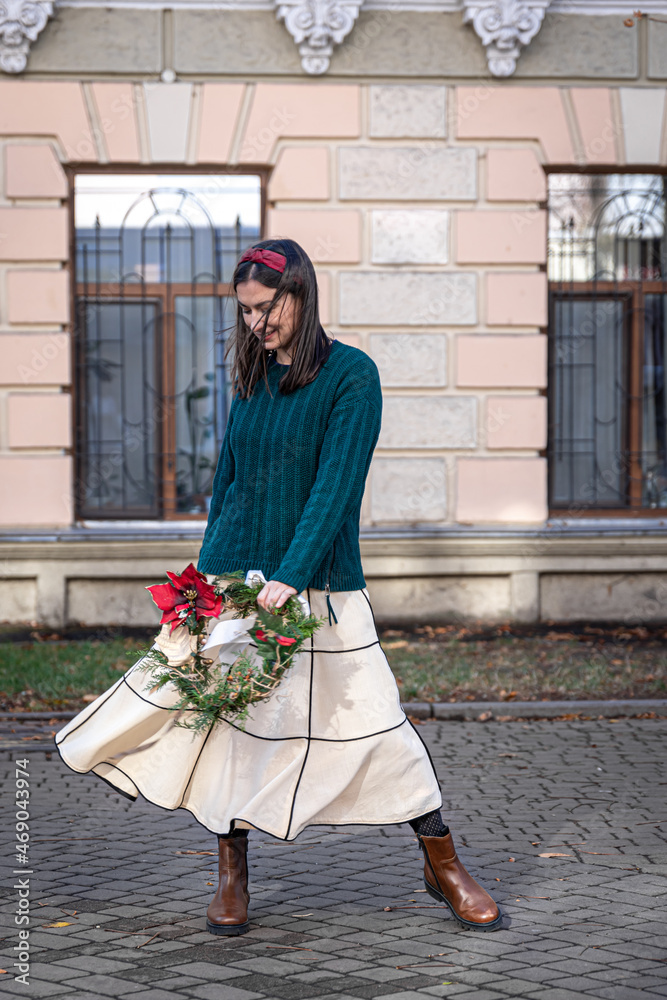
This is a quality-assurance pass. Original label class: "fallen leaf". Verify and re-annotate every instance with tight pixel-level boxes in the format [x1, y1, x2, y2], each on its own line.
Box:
[538, 852, 572, 858]
[477, 711, 492, 722]
[508, 857, 516, 862]
[290, 913, 313, 917]
[42, 921, 73, 928]
[206, 882, 213, 886]
[175, 850, 216, 855]
[0, 970, 8, 974]
[82, 694, 97, 703]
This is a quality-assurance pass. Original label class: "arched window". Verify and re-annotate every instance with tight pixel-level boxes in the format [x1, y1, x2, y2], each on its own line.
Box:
[74, 173, 261, 519]
[548, 173, 667, 513]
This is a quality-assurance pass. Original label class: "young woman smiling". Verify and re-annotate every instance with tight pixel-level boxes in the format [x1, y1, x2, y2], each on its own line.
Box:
[195, 238, 503, 936]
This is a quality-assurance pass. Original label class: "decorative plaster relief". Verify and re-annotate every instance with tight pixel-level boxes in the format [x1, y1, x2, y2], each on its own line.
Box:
[275, 0, 362, 74]
[0, 0, 55, 73]
[462, 0, 552, 77]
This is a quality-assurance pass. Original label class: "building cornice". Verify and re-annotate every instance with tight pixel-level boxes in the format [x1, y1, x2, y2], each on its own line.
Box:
[0, 0, 54, 73]
[3, 0, 667, 77]
[54, 1, 667, 10]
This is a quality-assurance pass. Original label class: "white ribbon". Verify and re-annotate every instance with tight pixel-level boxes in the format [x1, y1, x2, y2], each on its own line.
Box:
[244, 569, 311, 617]
[201, 616, 256, 675]
[166, 571, 311, 678]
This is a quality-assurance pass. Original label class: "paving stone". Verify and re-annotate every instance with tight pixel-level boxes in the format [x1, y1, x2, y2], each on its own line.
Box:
[289, 969, 345, 983]
[53, 956, 136, 974]
[0, 980, 76, 997]
[1, 720, 665, 998]
[187, 987, 265, 1000]
[125, 992, 189, 1000]
[144, 976, 208, 989]
[533, 990, 599, 1000]
[21, 962, 90, 983]
[163, 962, 251, 981]
[43, 973, 146, 995]
[588, 988, 667, 1000]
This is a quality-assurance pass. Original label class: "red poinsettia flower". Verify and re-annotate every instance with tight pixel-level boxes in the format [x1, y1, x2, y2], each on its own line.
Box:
[146, 563, 223, 631]
[255, 628, 267, 641]
[276, 635, 297, 646]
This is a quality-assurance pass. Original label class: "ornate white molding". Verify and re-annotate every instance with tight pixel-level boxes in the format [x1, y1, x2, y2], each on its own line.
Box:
[54, 0, 667, 12]
[0, 0, 55, 73]
[462, 0, 552, 76]
[275, 0, 362, 75]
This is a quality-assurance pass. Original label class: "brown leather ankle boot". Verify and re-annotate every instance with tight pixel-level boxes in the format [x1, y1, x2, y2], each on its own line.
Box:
[419, 832, 502, 932]
[206, 834, 250, 936]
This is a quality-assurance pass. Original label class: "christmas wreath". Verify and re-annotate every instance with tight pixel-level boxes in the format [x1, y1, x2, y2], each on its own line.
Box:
[137, 563, 323, 734]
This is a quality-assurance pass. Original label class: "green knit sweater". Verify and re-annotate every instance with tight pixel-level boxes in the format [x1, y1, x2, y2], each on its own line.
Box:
[197, 340, 382, 594]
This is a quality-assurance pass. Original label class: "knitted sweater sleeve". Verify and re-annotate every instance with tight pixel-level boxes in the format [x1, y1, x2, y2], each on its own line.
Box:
[273, 361, 382, 594]
[200, 400, 236, 553]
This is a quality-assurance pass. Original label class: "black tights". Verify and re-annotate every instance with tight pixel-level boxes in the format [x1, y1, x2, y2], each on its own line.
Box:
[408, 809, 449, 838]
[217, 811, 449, 840]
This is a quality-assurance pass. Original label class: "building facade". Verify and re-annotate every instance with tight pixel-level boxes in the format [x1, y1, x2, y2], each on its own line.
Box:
[1, 0, 667, 626]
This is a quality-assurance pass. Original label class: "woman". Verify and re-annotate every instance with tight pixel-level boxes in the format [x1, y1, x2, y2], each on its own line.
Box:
[195, 238, 502, 935]
[55, 237, 501, 938]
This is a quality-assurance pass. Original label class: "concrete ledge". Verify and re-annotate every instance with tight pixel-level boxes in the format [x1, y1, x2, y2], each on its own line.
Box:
[411, 699, 667, 721]
[2, 700, 666, 724]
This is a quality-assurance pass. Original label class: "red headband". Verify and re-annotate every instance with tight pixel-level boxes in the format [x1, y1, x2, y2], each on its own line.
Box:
[238, 247, 286, 273]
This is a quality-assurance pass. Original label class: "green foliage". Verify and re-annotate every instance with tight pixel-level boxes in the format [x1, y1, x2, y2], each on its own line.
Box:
[137, 573, 326, 735]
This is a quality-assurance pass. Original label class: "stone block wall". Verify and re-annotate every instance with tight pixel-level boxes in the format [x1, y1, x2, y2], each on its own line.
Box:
[0, 6, 666, 623]
[0, 127, 74, 527]
[1, 68, 667, 536]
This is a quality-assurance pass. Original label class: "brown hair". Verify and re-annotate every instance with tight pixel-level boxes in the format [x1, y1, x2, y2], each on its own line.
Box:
[228, 237, 331, 398]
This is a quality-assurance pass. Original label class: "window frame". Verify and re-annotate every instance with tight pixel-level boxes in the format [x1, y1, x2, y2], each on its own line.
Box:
[546, 170, 667, 518]
[67, 164, 267, 522]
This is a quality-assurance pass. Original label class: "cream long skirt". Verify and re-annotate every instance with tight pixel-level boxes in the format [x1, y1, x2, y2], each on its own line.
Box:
[55, 588, 442, 840]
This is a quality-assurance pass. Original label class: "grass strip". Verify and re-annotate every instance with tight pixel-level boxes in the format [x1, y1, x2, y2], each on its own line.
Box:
[0, 625, 665, 711]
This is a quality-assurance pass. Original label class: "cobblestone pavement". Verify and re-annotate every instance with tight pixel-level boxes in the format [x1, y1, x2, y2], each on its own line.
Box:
[1, 719, 666, 1000]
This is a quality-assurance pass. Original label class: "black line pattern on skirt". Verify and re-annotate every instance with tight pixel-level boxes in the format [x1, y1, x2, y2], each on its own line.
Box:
[92, 768, 137, 802]
[362, 588, 442, 794]
[247, 639, 381, 655]
[55, 587, 442, 839]
[177, 714, 218, 809]
[54, 671, 130, 742]
[59, 656, 410, 745]
[55, 735, 438, 841]
[285, 586, 315, 840]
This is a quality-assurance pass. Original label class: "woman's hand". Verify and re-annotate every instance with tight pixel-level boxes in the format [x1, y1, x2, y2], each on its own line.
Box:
[257, 579, 298, 612]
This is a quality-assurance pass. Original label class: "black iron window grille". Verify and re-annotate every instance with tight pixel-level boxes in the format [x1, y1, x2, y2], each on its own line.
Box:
[73, 176, 261, 519]
[548, 173, 667, 513]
